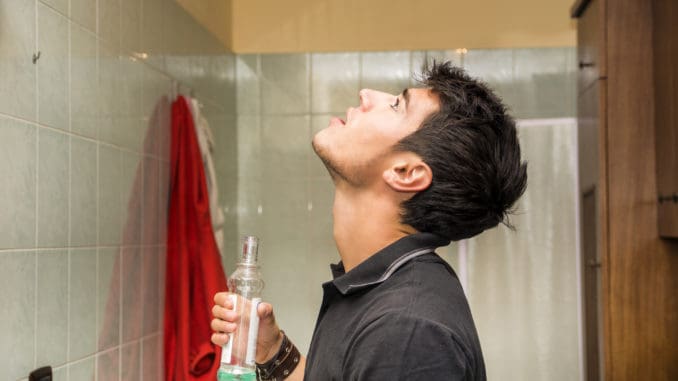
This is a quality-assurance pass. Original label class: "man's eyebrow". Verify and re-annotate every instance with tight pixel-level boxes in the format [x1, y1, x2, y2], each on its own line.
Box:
[402, 88, 410, 112]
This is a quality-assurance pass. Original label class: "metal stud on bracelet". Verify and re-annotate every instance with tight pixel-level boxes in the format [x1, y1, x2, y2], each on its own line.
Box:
[256, 331, 301, 381]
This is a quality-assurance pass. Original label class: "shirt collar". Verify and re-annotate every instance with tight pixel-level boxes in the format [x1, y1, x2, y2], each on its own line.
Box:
[329, 232, 451, 295]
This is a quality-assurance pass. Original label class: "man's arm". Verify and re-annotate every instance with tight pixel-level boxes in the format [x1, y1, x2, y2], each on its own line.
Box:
[211, 292, 305, 381]
[343, 312, 472, 381]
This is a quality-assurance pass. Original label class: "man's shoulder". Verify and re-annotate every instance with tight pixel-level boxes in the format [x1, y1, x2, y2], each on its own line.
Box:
[364, 253, 482, 352]
[374, 253, 467, 309]
[344, 308, 485, 380]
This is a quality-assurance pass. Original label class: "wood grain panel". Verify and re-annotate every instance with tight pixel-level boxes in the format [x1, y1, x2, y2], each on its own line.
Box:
[579, 76, 606, 380]
[654, 0, 678, 238]
[578, 81, 600, 192]
[597, 77, 610, 381]
[582, 188, 602, 381]
[576, 0, 606, 93]
[605, 0, 678, 379]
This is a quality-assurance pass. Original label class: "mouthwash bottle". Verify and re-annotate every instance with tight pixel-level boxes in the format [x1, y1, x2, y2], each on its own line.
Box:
[217, 236, 264, 381]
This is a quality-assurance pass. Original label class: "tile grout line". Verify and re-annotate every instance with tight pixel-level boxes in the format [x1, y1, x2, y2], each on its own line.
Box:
[67, 0, 73, 166]
[33, 0, 39, 371]
[35, 0, 39, 125]
[95, 0, 100, 372]
[95, 248, 100, 361]
[66, 5, 73, 368]
[67, 1, 73, 356]
[66, 247, 72, 367]
[63, 3, 73, 368]
[0, 107, 349, 128]
[0, 243, 166, 253]
[67, 2, 72, 374]
[33, 109, 39, 373]
[56, 334, 154, 372]
[94, 5, 101, 360]
[66, 101, 73, 372]
[0, 111, 170, 162]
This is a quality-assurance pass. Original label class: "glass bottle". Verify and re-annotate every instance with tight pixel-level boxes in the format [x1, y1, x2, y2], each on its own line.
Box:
[217, 236, 265, 381]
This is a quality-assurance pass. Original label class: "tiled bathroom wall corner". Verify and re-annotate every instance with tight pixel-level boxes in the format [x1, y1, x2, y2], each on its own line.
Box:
[0, 0, 237, 379]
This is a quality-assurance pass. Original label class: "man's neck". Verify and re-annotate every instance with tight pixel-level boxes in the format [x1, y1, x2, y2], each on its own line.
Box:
[332, 185, 414, 272]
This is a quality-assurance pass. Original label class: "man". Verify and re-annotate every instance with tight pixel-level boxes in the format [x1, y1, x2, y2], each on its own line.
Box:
[211, 61, 527, 380]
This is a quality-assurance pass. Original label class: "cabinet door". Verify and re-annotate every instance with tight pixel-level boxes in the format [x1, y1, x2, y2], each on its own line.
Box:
[578, 80, 605, 381]
[582, 188, 601, 381]
[578, 83, 599, 193]
[576, 0, 606, 93]
[653, 0, 678, 238]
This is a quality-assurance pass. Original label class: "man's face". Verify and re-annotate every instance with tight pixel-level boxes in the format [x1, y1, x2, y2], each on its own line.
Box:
[312, 87, 439, 186]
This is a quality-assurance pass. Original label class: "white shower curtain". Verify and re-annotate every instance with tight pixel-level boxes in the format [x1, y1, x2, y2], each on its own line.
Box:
[460, 118, 581, 380]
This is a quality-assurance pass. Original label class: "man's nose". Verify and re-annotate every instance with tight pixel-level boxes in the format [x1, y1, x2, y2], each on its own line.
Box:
[359, 89, 393, 111]
[359, 89, 373, 111]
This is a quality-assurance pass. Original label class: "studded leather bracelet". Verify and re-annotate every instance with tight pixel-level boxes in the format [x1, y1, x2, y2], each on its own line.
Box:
[256, 331, 301, 381]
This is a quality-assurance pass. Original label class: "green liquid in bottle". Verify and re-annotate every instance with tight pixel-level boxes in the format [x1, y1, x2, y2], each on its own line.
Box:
[217, 366, 257, 381]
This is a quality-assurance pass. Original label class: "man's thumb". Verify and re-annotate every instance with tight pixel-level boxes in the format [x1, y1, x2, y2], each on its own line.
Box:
[257, 302, 275, 323]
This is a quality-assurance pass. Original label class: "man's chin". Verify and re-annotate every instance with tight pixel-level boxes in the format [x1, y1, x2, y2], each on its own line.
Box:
[311, 137, 323, 158]
[311, 143, 342, 180]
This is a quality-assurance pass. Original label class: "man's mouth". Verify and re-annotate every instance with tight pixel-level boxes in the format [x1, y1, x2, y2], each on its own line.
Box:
[330, 117, 346, 126]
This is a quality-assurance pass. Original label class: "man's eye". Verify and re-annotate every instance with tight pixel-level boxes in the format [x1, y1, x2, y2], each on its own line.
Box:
[390, 98, 400, 111]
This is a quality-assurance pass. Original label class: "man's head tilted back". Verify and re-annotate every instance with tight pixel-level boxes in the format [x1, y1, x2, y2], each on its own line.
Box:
[398, 61, 528, 241]
[312, 60, 528, 241]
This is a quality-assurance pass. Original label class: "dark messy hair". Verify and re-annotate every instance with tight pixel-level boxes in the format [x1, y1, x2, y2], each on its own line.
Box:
[396, 61, 528, 241]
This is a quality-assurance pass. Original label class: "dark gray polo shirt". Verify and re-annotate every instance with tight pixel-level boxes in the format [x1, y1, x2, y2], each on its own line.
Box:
[304, 233, 486, 381]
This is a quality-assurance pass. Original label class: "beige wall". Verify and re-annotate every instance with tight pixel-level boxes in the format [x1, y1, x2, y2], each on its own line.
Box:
[176, 0, 233, 50]
[178, 0, 576, 53]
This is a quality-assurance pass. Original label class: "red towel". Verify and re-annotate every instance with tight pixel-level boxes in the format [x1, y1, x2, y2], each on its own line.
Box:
[164, 96, 228, 380]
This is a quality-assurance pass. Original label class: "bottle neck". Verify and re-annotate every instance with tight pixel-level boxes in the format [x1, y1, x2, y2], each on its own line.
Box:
[241, 236, 259, 264]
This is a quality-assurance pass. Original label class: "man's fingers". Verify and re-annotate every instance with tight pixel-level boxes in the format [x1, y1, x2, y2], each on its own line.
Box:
[211, 332, 230, 346]
[211, 317, 238, 333]
[212, 304, 239, 322]
[213, 292, 234, 308]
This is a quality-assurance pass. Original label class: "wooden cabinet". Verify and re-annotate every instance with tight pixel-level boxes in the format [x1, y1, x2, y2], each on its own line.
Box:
[578, 79, 605, 381]
[654, 0, 678, 238]
[573, 1, 607, 379]
[572, 0, 678, 379]
[575, 0, 604, 93]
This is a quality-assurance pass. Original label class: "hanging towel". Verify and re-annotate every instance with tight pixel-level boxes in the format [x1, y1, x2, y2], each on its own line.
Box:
[98, 96, 171, 376]
[188, 97, 225, 254]
[164, 95, 228, 381]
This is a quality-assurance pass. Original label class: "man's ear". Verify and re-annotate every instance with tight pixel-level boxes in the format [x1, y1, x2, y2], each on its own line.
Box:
[382, 156, 432, 193]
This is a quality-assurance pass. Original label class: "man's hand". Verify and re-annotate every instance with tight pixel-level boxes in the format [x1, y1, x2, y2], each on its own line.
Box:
[211, 292, 284, 363]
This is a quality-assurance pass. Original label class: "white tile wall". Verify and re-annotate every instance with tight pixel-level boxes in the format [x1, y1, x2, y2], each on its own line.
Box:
[0, 0, 237, 379]
[36, 249, 69, 366]
[261, 54, 310, 115]
[37, 3, 69, 131]
[0, 118, 37, 249]
[37, 128, 70, 247]
[0, 251, 36, 380]
[0, 0, 37, 121]
[311, 53, 360, 114]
